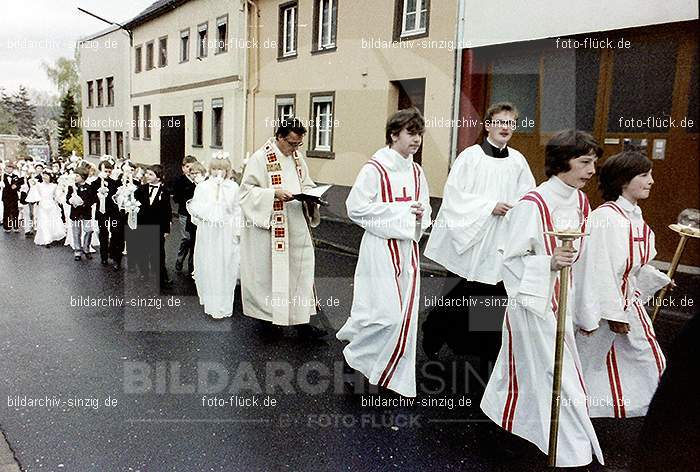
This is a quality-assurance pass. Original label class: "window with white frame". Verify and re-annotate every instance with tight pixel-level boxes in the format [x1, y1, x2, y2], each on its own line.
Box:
[135, 45, 142, 73]
[96, 79, 103, 107]
[86, 81, 94, 108]
[310, 93, 334, 153]
[106, 77, 114, 106]
[275, 95, 295, 123]
[146, 41, 154, 70]
[158, 36, 168, 67]
[211, 98, 223, 148]
[132, 106, 140, 140]
[216, 15, 228, 54]
[315, 0, 337, 51]
[197, 23, 208, 58]
[88, 131, 101, 156]
[104, 131, 112, 156]
[180, 29, 190, 62]
[193, 100, 203, 146]
[143, 104, 152, 140]
[280, 3, 297, 58]
[401, 0, 428, 37]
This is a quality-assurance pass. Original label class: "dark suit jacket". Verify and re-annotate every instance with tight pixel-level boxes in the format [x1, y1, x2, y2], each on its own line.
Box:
[66, 182, 98, 221]
[172, 174, 196, 217]
[2, 174, 21, 204]
[135, 183, 172, 234]
[91, 177, 121, 218]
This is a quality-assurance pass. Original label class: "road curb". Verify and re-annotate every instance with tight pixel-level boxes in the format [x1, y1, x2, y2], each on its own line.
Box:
[0, 428, 21, 472]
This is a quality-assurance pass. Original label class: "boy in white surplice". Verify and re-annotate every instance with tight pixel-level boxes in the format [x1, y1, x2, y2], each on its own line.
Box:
[574, 151, 671, 418]
[337, 109, 432, 398]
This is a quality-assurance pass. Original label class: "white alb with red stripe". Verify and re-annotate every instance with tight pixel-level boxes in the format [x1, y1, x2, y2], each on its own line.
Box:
[480, 176, 604, 467]
[337, 146, 431, 397]
[574, 196, 669, 418]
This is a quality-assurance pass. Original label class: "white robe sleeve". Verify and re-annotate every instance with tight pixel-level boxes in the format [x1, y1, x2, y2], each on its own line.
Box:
[418, 166, 432, 233]
[636, 230, 671, 303]
[346, 164, 417, 241]
[439, 151, 498, 255]
[501, 200, 554, 319]
[574, 209, 629, 327]
[239, 151, 275, 230]
[515, 155, 536, 199]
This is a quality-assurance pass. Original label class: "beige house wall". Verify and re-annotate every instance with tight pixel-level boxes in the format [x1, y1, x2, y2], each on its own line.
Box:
[130, 0, 246, 167]
[79, 27, 131, 159]
[249, 0, 460, 197]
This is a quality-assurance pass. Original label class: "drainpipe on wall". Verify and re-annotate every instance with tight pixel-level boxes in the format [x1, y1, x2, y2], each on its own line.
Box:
[243, 0, 259, 170]
[449, 0, 466, 168]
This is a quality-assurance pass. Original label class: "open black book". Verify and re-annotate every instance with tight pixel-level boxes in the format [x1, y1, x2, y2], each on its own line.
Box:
[292, 184, 331, 206]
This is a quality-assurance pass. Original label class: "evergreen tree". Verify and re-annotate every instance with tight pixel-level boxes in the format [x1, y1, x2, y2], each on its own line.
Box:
[57, 90, 80, 151]
[9, 86, 37, 138]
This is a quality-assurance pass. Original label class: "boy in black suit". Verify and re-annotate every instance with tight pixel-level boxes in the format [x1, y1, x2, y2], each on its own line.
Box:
[66, 165, 98, 260]
[172, 155, 198, 274]
[2, 161, 22, 232]
[93, 160, 125, 270]
[134, 164, 173, 288]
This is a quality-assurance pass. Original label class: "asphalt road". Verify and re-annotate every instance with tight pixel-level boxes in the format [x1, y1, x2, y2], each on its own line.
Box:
[0, 223, 693, 472]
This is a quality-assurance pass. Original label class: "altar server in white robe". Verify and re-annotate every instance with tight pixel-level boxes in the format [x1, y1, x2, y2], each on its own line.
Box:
[26, 170, 65, 246]
[337, 109, 432, 398]
[574, 151, 670, 418]
[239, 119, 326, 338]
[481, 129, 604, 467]
[187, 153, 242, 319]
[423, 102, 535, 361]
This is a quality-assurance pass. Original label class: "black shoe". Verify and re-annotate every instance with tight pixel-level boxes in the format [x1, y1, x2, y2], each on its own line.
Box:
[85, 252, 93, 260]
[294, 323, 329, 340]
[175, 260, 183, 272]
[101, 259, 109, 266]
[74, 255, 81, 261]
[112, 263, 122, 272]
[161, 278, 173, 288]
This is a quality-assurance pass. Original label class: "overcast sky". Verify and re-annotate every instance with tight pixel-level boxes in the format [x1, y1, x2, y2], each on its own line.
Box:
[0, 0, 154, 97]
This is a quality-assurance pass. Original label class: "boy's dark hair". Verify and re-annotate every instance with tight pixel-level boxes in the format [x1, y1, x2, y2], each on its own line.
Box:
[598, 151, 652, 202]
[149, 164, 164, 180]
[544, 129, 603, 177]
[275, 118, 307, 138]
[74, 166, 90, 181]
[99, 160, 114, 171]
[484, 102, 519, 124]
[385, 108, 425, 145]
[182, 155, 198, 166]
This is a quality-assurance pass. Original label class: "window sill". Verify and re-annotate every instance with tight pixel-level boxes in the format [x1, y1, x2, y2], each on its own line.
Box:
[311, 46, 337, 56]
[143, 137, 152, 141]
[179, 59, 189, 64]
[277, 53, 298, 62]
[398, 30, 429, 41]
[192, 144, 203, 148]
[215, 49, 227, 55]
[210, 145, 223, 149]
[306, 149, 335, 159]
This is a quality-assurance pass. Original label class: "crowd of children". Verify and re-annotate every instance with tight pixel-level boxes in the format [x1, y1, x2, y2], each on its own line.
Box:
[0, 150, 242, 319]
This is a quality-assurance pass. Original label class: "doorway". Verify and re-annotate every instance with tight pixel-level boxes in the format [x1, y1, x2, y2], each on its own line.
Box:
[159, 115, 185, 187]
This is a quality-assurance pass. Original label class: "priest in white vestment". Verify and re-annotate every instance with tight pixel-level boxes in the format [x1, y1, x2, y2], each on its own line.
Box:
[337, 109, 432, 397]
[481, 130, 604, 467]
[239, 119, 324, 337]
[574, 151, 669, 418]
